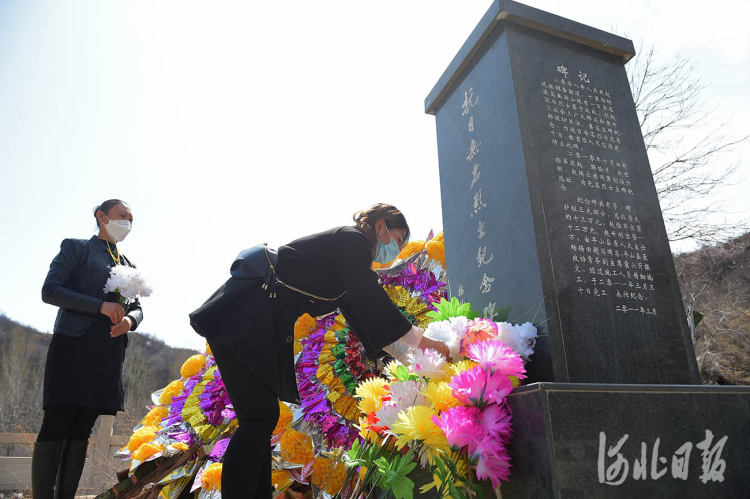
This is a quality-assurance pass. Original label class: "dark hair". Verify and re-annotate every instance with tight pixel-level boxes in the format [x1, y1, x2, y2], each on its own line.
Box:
[353, 203, 410, 252]
[94, 199, 127, 229]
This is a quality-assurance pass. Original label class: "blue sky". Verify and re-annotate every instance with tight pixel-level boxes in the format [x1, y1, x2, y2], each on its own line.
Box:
[1, 0, 748, 350]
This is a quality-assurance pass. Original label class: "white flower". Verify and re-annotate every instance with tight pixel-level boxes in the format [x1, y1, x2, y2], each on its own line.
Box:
[423, 316, 468, 359]
[388, 380, 425, 407]
[406, 348, 448, 380]
[497, 321, 538, 360]
[374, 404, 402, 430]
[103, 265, 154, 303]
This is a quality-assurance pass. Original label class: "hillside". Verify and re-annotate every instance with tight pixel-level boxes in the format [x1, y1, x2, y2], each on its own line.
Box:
[674, 233, 750, 384]
[0, 314, 198, 448]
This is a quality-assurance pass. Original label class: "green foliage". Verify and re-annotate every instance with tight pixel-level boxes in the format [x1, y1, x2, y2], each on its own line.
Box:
[375, 449, 417, 499]
[393, 364, 420, 383]
[427, 297, 479, 321]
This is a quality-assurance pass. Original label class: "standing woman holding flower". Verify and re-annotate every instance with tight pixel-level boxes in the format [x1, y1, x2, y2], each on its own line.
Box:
[33, 199, 144, 499]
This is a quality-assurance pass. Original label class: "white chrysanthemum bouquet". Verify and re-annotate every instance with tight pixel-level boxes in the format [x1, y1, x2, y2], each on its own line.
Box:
[103, 265, 153, 306]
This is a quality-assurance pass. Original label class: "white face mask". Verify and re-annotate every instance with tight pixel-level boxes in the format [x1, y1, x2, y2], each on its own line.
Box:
[103, 214, 132, 242]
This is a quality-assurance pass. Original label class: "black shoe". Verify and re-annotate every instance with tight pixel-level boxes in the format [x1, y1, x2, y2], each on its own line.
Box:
[54, 439, 89, 499]
[32, 441, 63, 499]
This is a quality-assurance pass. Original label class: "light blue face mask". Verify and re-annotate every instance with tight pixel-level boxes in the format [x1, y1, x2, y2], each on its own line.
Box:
[373, 224, 401, 263]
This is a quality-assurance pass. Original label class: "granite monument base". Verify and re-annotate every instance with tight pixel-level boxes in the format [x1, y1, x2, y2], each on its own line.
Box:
[500, 382, 750, 498]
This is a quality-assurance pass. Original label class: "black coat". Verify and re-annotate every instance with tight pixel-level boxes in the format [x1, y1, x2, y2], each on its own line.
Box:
[190, 226, 412, 403]
[41, 236, 143, 413]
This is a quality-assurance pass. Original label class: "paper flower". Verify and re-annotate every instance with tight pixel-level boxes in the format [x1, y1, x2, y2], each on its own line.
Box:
[280, 428, 314, 465]
[425, 233, 445, 267]
[127, 426, 159, 452]
[140, 406, 169, 427]
[294, 313, 317, 340]
[180, 354, 206, 378]
[473, 442, 512, 488]
[497, 321, 538, 360]
[355, 377, 389, 414]
[374, 404, 402, 430]
[423, 316, 468, 359]
[466, 339, 526, 379]
[445, 359, 479, 378]
[422, 381, 459, 412]
[407, 348, 448, 380]
[485, 371, 514, 405]
[478, 403, 513, 442]
[132, 441, 162, 462]
[391, 405, 448, 450]
[273, 400, 293, 435]
[459, 318, 499, 356]
[158, 379, 184, 405]
[103, 265, 153, 304]
[431, 406, 482, 451]
[396, 240, 426, 260]
[272, 469, 293, 491]
[201, 462, 223, 490]
[312, 456, 348, 494]
[449, 365, 490, 407]
[389, 380, 426, 407]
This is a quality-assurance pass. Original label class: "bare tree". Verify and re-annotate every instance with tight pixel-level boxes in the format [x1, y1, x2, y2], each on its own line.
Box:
[0, 328, 45, 454]
[675, 235, 750, 383]
[627, 45, 749, 245]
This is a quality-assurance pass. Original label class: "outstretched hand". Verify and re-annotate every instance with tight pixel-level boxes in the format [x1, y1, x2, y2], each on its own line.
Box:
[418, 336, 451, 362]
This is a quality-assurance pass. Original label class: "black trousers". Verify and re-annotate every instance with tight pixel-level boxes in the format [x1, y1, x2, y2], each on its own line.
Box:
[37, 405, 100, 442]
[211, 342, 280, 499]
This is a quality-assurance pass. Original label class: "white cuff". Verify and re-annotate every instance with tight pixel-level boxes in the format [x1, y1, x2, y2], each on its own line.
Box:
[382, 326, 424, 364]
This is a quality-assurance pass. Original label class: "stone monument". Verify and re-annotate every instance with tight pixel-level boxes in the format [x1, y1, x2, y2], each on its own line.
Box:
[425, 2, 750, 497]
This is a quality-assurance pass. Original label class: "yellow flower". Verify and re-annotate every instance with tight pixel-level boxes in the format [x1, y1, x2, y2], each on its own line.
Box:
[172, 442, 189, 451]
[201, 462, 223, 490]
[294, 313, 317, 341]
[127, 426, 159, 453]
[391, 406, 448, 450]
[445, 360, 478, 378]
[426, 233, 445, 268]
[132, 442, 162, 462]
[397, 240, 426, 260]
[273, 400, 293, 436]
[158, 380, 184, 405]
[272, 469, 293, 491]
[357, 416, 383, 444]
[312, 457, 348, 494]
[280, 428, 314, 465]
[423, 382, 459, 412]
[383, 360, 401, 380]
[355, 377, 389, 414]
[180, 354, 207, 378]
[140, 406, 169, 427]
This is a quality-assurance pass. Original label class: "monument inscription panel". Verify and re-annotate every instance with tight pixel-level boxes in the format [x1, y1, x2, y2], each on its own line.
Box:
[428, 9, 699, 384]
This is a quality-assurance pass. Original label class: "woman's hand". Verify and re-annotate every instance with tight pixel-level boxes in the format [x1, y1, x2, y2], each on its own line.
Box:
[100, 302, 125, 325]
[110, 316, 133, 338]
[418, 336, 451, 361]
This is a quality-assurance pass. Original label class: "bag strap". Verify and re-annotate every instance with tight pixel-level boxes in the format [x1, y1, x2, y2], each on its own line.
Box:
[263, 243, 346, 302]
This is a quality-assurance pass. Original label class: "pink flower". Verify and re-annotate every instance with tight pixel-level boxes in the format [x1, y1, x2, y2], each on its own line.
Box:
[449, 365, 490, 407]
[473, 441, 512, 488]
[431, 406, 482, 451]
[459, 319, 499, 356]
[485, 371, 514, 406]
[478, 403, 513, 442]
[466, 339, 526, 379]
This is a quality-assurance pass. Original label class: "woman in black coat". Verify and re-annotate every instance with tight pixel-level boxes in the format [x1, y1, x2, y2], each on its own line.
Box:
[33, 199, 144, 499]
[190, 203, 449, 499]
